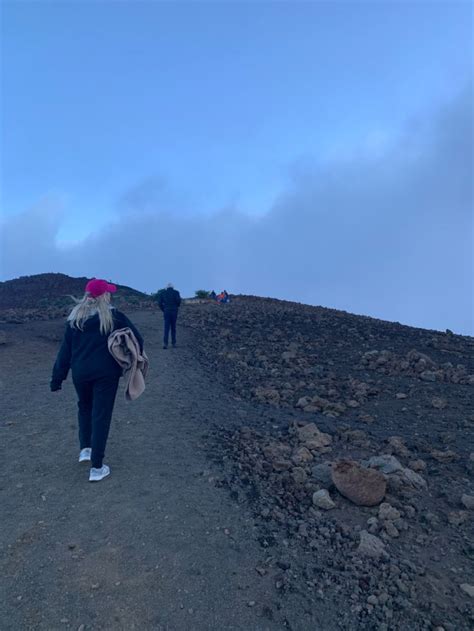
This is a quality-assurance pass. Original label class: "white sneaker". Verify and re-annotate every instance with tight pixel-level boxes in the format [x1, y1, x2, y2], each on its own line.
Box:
[89, 464, 110, 482]
[79, 448, 92, 463]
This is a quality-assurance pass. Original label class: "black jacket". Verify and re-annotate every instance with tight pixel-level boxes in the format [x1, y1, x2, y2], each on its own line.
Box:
[158, 287, 181, 313]
[50, 309, 144, 390]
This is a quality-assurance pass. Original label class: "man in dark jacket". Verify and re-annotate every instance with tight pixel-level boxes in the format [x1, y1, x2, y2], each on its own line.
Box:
[158, 283, 181, 349]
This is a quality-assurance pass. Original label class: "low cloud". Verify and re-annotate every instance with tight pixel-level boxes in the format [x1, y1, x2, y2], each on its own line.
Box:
[1, 87, 472, 333]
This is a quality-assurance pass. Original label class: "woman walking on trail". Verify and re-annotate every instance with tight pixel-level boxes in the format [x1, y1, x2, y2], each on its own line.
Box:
[50, 279, 144, 482]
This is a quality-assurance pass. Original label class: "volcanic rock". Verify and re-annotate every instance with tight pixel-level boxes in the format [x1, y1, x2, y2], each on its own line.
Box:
[378, 502, 401, 521]
[408, 459, 427, 472]
[291, 467, 308, 485]
[431, 397, 448, 409]
[430, 449, 458, 463]
[366, 454, 403, 474]
[311, 462, 333, 488]
[460, 583, 474, 598]
[331, 460, 386, 506]
[461, 494, 474, 510]
[397, 467, 427, 490]
[448, 511, 469, 527]
[312, 489, 336, 510]
[357, 530, 386, 559]
[387, 436, 410, 457]
[291, 446, 313, 465]
[296, 423, 332, 450]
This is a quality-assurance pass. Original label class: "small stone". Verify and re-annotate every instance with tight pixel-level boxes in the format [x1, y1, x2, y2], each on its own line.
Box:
[291, 446, 313, 465]
[247, 600, 256, 607]
[367, 595, 378, 606]
[311, 462, 333, 487]
[378, 592, 389, 605]
[461, 494, 474, 510]
[347, 399, 360, 408]
[408, 459, 426, 472]
[91, 583, 100, 590]
[272, 459, 292, 472]
[291, 466, 307, 485]
[367, 455, 403, 474]
[384, 521, 399, 538]
[387, 436, 410, 457]
[296, 396, 311, 408]
[357, 530, 386, 559]
[78, 625, 85, 631]
[420, 371, 437, 382]
[367, 517, 379, 534]
[431, 449, 457, 463]
[448, 511, 469, 526]
[404, 505, 416, 518]
[398, 467, 427, 490]
[460, 583, 474, 598]
[312, 489, 336, 510]
[431, 397, 447, 409]
[378, 502, 401, 521]
[297, 423, 332, 450]
[395, 393, 408, 399]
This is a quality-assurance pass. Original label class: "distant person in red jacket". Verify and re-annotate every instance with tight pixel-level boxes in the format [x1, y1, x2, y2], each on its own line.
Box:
[217, 290, 230, 304]
[50, 279, 143, 482]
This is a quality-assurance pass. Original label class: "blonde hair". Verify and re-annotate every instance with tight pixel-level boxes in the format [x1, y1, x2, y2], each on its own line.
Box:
[68, 293, 114, 335]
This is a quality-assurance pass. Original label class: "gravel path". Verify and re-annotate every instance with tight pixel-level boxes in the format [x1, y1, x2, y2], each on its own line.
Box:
[0, 313, 298, 631]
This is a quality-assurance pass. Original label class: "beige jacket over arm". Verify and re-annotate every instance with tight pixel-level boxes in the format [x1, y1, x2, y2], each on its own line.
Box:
[108, 328, 149, 401]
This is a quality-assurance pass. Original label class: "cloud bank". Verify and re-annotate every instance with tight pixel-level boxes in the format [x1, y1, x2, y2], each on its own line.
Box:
[1, 87, 473, 334]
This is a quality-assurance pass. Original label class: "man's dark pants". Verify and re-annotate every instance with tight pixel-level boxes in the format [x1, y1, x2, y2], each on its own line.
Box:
[73, 376, 120, 468]
[163, 310, 178, 347]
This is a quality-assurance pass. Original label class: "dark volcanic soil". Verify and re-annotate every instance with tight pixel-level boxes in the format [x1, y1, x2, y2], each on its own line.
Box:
[1, 297, 473, 630]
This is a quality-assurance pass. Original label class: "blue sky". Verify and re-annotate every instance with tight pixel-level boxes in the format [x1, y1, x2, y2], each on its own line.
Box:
[1, 1, 473, 333]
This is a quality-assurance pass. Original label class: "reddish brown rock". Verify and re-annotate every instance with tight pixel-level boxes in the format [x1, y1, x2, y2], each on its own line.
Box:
[331, 460, 387, 506]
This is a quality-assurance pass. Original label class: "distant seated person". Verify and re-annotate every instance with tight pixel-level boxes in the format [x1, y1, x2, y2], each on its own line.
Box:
[216, 290, 230, 304]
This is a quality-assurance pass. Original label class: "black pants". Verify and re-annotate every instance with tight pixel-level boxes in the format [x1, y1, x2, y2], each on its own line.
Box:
[163, 311, 178, 346]
[73, 376, 120, 468]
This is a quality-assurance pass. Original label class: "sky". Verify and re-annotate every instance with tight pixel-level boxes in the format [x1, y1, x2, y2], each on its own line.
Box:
[1, 1, 473, 334]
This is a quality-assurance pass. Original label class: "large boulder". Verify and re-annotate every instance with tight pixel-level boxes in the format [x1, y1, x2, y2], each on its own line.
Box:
[332, 460, 386, 506]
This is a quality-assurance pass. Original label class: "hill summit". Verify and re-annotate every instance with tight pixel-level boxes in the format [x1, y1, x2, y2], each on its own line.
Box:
[0, 273, 153, 322]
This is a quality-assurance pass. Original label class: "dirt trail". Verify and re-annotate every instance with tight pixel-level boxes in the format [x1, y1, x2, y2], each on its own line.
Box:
[0, 313, 299, 631]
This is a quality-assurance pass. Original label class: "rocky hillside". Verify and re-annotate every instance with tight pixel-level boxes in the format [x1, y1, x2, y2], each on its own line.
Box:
[0, 273, 154, 322]
[182, 296, 474, 630]
[1, 280, 473, 628]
